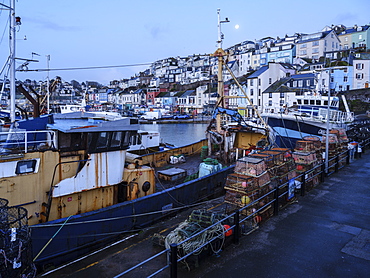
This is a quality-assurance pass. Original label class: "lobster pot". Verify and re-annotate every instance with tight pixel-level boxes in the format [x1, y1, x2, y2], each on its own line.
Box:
[330, 129, 349, 143]
[260, 150, 285, 165]
[292, 151, 317, 164]
[225, 173, 259, 191]
[0, 205, 36, 278]
[302, 136, 321, 150]
[295, 140, 319, 153]
[270, 148, 293, 162]
[256, 172, 271, 187]
[275, 159, 296, 176]
[249, 153, 274, 168]
[321, 134, 339, 144]
[234, 157, 266, 177]
[224, 186, 271, 208]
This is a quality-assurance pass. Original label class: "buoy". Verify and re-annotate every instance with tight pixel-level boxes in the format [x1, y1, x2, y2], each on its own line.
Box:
[241, 195, 251, 204]
[223, 225, 233, 236]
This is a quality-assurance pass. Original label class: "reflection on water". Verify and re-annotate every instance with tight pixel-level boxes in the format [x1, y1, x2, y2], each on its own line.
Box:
[140, 123, 209, 147]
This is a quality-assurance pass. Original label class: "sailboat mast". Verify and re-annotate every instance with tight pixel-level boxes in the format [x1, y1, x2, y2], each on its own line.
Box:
[9, 0, 16, 122]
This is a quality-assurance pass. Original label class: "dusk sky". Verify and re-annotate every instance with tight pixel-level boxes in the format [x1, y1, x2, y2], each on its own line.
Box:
[1, 0, 369, 85]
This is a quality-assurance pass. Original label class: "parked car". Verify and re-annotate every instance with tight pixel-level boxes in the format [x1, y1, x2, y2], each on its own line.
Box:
[161, 114, 174, 119]
[173, 114, 190, 120]
[140, 111, 162, 120]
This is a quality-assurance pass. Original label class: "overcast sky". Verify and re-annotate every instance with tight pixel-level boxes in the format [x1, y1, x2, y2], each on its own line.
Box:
[1, 0, 369, 85]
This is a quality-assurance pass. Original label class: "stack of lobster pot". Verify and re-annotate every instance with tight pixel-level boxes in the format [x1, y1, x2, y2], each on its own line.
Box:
[251, 147, 296, 209]
[293, 138, 321, 191]
[224, 156, 271, 229]
[329, 128, 349, 167]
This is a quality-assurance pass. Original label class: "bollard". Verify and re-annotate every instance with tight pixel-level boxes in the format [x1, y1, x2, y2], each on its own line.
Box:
[273, 186, 279, 216]
[233, 210, 240, 245]
[301, 172, 306, 197]
[321, 162, 325, 182]
[346, 149, 350, 165]
[170, 244, 177, 278]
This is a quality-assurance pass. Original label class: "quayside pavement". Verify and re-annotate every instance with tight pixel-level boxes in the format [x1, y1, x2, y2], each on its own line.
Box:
[41, 151, 370, 278]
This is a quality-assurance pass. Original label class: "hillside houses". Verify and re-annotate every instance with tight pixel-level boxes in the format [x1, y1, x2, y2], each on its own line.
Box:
[5, 23, 370, 114]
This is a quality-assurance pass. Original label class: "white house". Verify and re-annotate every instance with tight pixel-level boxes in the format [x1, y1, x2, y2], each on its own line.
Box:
[296, 30, 340, 61]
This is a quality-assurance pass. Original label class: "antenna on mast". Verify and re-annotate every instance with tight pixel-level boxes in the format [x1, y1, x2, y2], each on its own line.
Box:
[217, 8, 230, 49]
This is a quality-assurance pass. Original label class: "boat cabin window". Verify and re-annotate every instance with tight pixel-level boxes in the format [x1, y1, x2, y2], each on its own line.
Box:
[297, 99, 302, 105]
[129, 134, 142, 146]
[324, 100, 328, 105]
[310, 100, 315, 105]
[316, 100, 321, 105]
[96, 132, 108, 149]
[58, 132, 87, 151]
[87, 131, 133, 153]
[111, 132, 123, 147]
[16, 160, 37, 174]
[304, 100, 309, 105]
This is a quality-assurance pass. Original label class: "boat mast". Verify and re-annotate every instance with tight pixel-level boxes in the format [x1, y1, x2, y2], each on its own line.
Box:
[9, 0, 16, 122]
[214, 9, 229, 132]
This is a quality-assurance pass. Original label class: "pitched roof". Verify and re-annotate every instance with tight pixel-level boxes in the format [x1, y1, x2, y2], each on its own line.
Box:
[248, 66, 268, 79]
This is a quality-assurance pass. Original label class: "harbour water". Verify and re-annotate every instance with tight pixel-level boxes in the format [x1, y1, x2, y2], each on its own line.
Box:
[140, 123, 208, 146]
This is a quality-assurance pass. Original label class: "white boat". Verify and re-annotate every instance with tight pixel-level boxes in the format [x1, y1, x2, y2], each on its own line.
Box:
[262, 93, 354, 149]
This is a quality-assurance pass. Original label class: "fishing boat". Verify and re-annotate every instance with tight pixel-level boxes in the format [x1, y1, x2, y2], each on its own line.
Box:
[262, 92, 354, 149]
[0, 5, 269, 272]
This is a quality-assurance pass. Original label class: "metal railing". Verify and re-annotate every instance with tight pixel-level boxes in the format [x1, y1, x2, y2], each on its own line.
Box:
[0, 130, 56, 154]
[113, 139, 370, 278]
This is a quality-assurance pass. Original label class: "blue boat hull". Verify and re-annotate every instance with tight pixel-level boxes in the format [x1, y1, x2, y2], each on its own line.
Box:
[31, 165, 234, 269]
[266, 116, 327, 149]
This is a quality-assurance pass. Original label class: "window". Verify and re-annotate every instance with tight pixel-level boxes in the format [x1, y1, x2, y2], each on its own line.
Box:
[269, 93, 272, 98]
[344, 68, 348, 73]
[97, 132, 108, 148]
[258, 89, 261, 96]
[344, 36, 348, 42]
[280, 92, 284, 98]
[258, 79, 261, 86]
[304, 100, 309, 105]
[344, 76, 348, 82]
[269, 78, 272, 84]
[312, 41, 319, 46]
[301, 43, 307, 48]
[268, 100, 272, 106]
[316, 100, 321, 105]
[280, 100, 285, 106]
[293, 81, 297, 87]
[356, 73, 364, 79]
[312, 48, 319, 54]
[298, 80, 303, 87]
[250, 89, 254, 95]
[330, 77, 334, 82]
[111, 132, 122, 147]
[306, 80, 310, 86]
[300, 50, 307, 55]
[16, 160, 37, 174]
[356, 63, 364, 70]
[322, 79, 325, 85]
[339, 85, 343, 91]
[310, 100, 315, 105]
[250, 79, 254, 86]
[359, 34, 362, 40]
